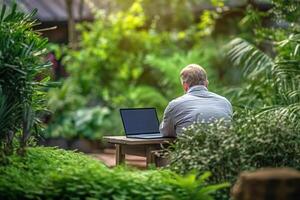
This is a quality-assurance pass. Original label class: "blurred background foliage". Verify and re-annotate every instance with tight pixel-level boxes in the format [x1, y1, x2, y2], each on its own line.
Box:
[44, 0, 299, 141]
[226, 0, 300, 125]
[45, 0, 242, 140]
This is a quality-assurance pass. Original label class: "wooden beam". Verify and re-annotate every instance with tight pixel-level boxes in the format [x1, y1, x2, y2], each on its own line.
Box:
[65, 0, 76, 49]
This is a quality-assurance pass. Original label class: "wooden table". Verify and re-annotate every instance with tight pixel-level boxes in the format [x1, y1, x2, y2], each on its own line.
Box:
[104, 136, 174, 167]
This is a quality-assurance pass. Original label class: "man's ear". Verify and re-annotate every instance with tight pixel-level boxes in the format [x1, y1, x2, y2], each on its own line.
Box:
[183, 83, 189, 92]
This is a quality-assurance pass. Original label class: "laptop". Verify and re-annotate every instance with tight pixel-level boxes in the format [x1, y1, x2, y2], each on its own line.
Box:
[120, 108, 164, 139]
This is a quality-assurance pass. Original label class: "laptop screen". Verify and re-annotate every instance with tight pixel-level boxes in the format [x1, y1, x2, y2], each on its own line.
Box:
[120, 108, 160, 135]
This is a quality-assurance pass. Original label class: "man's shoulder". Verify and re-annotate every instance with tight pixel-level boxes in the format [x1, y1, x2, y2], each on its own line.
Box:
[170, 91, 232, 108]
[167, 94, 190, 110]
[167, 91, 232, 111]
[208, 91, 232, 105]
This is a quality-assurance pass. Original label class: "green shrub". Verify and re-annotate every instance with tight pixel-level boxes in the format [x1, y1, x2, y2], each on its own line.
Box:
[167, 111, 300, 199]
[0, 3, 50, 156]
[0, 147, 227, 199]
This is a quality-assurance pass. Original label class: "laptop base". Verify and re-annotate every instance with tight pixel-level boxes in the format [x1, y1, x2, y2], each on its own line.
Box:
[126, 133, 163, 139]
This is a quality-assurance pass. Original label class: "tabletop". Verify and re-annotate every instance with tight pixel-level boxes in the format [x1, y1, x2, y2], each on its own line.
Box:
[104, 136, 175, 145]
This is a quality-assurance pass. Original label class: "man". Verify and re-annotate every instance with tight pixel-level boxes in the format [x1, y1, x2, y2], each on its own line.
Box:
[160, 64, 232, 137]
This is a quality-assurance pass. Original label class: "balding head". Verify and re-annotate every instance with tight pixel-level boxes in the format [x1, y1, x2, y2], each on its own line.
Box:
[180, 64, 208, 91]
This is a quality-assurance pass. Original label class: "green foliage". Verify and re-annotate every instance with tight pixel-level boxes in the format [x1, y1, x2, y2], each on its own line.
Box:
[272, 0, 300, 24]
[226, 38, 275, 108]
[47, 79, 86, 112]
[45, 106, 118, 139]
[110, 0, 227, 32]
[226, 0, 300, 127]
[145, 42, 224, 98]
[65, 0, 159, 103]
[167, 112, 300, 199]
[0, 147, 226, 199]
[167, 172, 229, 200]
[0, 3, 50, 156]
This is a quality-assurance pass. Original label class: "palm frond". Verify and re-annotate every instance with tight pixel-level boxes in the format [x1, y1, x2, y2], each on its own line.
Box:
[227, 38, 274, 78]
[0, 89, 19, 135]
[21, 104, 35, 147]
[257, 103, 300, 130]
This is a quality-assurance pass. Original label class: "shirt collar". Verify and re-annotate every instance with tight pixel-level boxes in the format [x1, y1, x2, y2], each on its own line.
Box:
[187, 85, 208, 93]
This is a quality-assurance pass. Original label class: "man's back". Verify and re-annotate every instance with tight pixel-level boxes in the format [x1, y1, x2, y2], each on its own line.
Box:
[160, 85, 232, 137]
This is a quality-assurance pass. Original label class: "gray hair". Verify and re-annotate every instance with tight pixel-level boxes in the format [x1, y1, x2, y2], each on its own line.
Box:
[180, 64, 207, 87]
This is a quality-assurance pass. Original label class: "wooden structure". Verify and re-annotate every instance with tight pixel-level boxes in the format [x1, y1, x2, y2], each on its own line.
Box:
[4, 0, 271, 44]
[104, 136, 174, 167]
[232, 168, 300, 200]
[3, 0, 105, 43]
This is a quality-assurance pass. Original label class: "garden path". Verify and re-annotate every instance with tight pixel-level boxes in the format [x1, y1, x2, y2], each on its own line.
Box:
[90, 148, 147, 169]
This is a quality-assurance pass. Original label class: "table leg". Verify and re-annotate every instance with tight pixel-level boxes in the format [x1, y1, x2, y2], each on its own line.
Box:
[146, 147, 155, 167]
[115, 144, 125, 165]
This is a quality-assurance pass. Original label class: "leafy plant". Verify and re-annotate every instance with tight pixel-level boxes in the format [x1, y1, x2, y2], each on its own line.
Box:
[0, 3, 50, 156]
[0, 147, 226, 199]
[226, 38, 275, 108]
[226, 0, 300, 127]
[167, 172, 230, 200]
[227, 36, 300, 129]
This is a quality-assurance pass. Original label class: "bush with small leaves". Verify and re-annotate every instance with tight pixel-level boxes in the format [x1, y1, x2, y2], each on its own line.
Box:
[168, 111, 300, 199]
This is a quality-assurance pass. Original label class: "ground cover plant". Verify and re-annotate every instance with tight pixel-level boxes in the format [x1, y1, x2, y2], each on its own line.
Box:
[0, 147, 228, 200]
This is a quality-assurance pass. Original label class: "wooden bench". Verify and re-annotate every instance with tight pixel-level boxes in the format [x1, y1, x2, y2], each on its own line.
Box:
[104, 136, 174, 167]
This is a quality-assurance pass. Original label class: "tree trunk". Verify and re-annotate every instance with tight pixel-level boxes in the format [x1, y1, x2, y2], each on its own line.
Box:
[79, 0, 84, 21]
[232, 168, 300, 200]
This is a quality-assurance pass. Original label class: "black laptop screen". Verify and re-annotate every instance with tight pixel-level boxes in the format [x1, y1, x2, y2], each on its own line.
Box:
[120, 108, 160, 135]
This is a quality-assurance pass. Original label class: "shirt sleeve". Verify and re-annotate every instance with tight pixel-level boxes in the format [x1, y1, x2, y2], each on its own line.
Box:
[227, 101, 233, 118]
[159, 102, 176, 137]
